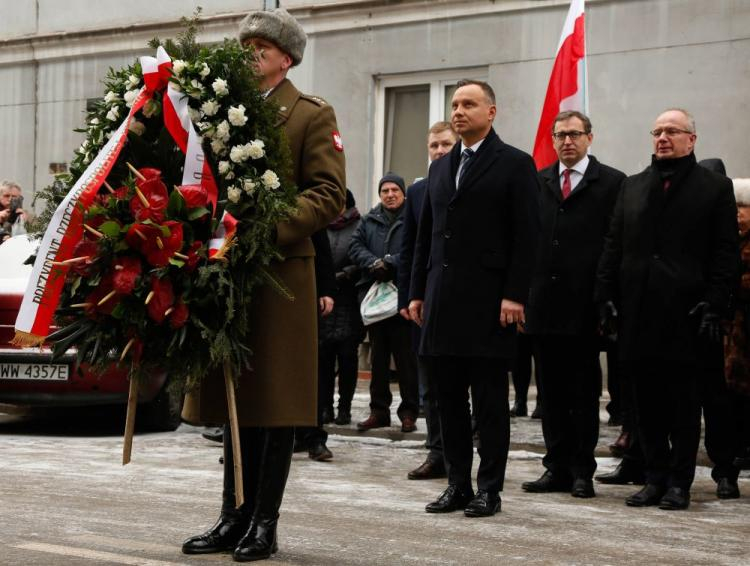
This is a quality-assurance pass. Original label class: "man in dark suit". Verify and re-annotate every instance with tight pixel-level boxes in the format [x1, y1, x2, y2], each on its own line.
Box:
[409, 79, 540, 517]
[523, 111, 625, 498]
[596, 108, 738, 510]
[398, 121, 457, 481]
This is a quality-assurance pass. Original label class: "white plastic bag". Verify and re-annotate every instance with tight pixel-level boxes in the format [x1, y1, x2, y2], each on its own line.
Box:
[360, 281, 398, 325]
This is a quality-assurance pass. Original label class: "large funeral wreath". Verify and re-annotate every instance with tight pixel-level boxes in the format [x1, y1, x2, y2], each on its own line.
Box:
[27, 18, 297, 395]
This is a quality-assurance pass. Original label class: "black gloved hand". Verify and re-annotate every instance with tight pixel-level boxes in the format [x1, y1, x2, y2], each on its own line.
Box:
[597, 300, 618, 341]
[688, 301, 722, 342]
[370, 258, 393, 282]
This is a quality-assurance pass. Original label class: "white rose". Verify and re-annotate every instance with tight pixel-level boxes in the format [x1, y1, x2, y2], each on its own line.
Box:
[200, 99, 220, 117]
[215, 120, 231, 142]
[227, 186, 242, 203]
[227, 104, 248, 127]
[106, 106, 120, 121]
[88, 117, 99, 127]
[128, 119, 146, 136]
[243, 179, 256, 194]
[197, 122, 214, 135]
[218, 161, 231, 175]
[188, 107, 201, 122]
[212, 78, 229, 97]
[230, 145, 248, 164]
[123, 89, 139, 108]
[126, 74, 140, 89]
[210, 138, 226, 155]
[261, 170, 280, 190]
[104, 90, 119, 104]
[172, 60, 186, 76]
[247, 140, 265, 159]
[199, 63, 210, 79]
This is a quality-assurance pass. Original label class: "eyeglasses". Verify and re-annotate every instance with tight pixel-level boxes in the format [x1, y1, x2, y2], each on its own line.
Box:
[650, 128, 693, 138]
[552, 130, 588, 141]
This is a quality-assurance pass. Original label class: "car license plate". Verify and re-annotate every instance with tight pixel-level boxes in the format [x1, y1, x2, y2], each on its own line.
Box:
[0, 363, 69, 381]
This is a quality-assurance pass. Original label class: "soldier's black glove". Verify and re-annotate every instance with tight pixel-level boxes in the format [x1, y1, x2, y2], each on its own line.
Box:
[689, 301, 722, 342]
[597, 300, 618, 341]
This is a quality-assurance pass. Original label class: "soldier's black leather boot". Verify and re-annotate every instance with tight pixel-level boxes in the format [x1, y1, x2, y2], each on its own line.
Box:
[182, 427, 255, 554]
[233, 427, 294, 562]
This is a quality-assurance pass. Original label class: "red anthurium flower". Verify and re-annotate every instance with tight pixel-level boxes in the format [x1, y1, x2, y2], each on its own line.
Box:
[169, 300, 189, 329]
[84, 274, 119, 318]
[130, 171, 168, 223]
[125, 223, 161, 252]
[147, 275, 174, 324]
[69, 239, 99, 277]
[185, 240, 203, 272]
[177, 184, 208, 208]
[142, 221, 183, 267]
[112, 256, 142, 294]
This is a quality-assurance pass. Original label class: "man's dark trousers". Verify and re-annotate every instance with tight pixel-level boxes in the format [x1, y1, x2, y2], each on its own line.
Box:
[432, 356, 509, 493]
[536, 335, 600, 480]
[369, 315, 419, 420]
[419, 356, 444, 465]
[629, 359, 702, 489]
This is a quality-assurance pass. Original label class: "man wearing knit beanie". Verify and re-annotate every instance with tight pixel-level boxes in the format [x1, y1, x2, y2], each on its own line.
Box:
[182, 6, 346, 562]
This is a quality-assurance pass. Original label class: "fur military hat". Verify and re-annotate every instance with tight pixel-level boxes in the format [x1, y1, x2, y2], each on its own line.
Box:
[734, 178, 750, 206]
[238, 8, 307, 67]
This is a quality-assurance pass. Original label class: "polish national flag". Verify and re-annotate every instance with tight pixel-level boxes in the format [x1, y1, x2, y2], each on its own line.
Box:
[532, 0, 587, 170]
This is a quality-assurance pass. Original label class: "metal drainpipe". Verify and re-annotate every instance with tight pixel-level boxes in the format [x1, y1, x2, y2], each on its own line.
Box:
[31, 0, 40, 204]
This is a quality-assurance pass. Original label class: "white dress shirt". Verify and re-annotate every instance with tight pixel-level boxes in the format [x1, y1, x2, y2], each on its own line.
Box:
[558, 154, 590, 193]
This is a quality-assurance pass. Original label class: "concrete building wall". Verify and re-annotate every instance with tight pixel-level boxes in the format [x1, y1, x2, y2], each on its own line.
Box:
[0, 0, 748, 212]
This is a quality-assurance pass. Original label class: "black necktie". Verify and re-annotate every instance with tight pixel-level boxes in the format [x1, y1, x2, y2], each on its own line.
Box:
[456, 148, 475, 189]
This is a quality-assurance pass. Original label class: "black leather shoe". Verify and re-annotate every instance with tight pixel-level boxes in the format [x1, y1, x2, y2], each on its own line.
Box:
[464, 490, 501, 517]
[625, 484, 666, 507]
[571, 478, 595, 498]
[522, 471, 572, 493]
[658, 486, 690, 510]
[531, 404, 543, 419]
[595, 461, 646, 485]
[425, 485, 474, 513]
[233, 518, 278, 562]
[308, 442, 333, 462]
[408, 459, 446, 480]
[716, 477, 740, 499]
[334, 409, 351, 425]
[509, 401, 528, 418]
[202, 427, 224, 443]
[182, 516, 248, 554]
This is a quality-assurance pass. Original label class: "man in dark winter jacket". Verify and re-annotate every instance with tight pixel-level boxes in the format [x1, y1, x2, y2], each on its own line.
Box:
[349, 173, 419, 432]
[523, 111, 625, 499]
[596, 108, 739, 511]
[319, 189, 365, 426]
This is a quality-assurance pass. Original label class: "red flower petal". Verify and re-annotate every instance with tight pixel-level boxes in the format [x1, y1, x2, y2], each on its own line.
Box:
[69, 239, 99, 276]
[112, 256, 142, 294]
[177, 184, 208, 208]
[169, 300, 189, 329]
[146, 276, 174, 324]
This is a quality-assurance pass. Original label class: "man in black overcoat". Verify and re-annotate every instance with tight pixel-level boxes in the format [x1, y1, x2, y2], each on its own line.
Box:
[523, 111, 625, 498]
[595, 108, 739, 510]
[398, 121, 458, 481]
[409, 80, 540, 517]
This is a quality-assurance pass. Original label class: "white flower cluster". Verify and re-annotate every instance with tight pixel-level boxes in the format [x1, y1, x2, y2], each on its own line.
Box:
[228, 104, 248, 127]
[229, 140, 265, 164]
[261, 170, 280, 190]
